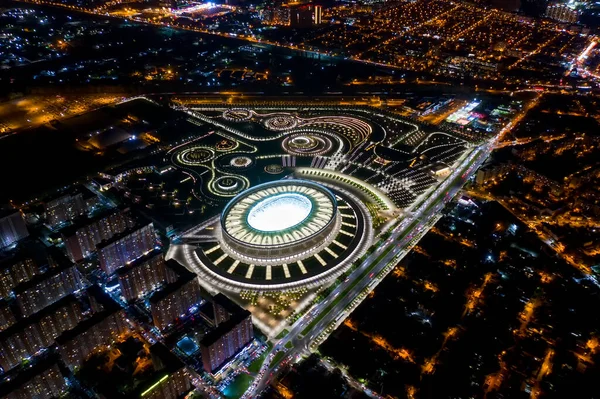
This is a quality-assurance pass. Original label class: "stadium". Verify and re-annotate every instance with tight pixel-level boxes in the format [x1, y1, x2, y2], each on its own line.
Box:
[219, 180, 340, 265]
[187, 179, 373, 291]
[169, 105, 471, 293]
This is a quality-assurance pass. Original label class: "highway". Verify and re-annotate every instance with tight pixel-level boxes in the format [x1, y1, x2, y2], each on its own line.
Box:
[243, 142, 492, 398]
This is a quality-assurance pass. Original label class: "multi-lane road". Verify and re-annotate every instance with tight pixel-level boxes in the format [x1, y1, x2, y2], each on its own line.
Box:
[243, 142, 492, 398]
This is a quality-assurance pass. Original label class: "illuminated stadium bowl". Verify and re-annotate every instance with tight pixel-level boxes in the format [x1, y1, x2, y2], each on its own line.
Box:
[247, 193, 313, 232]
[220, 180, 340, 265]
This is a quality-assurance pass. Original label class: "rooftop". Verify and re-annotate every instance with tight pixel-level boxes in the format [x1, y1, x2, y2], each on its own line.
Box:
[44, 184, 96, 204]
[0, 353, 63, 397]
[0, 294, 79, 340]
[0, 239, 48, 270]
[200, 309, 251, 347]
[95, 222, 154, 251]
[148, 260, 197, 304]
[59, 206, 130, 238]
[55, 285, 123, 345]
[13, 252, 74, 295]
[0, 208, 19, 220]
[115, 248, 164, 276]
[213, 293, 242, 316]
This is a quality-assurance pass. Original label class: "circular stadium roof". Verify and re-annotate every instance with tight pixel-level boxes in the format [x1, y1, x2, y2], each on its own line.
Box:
[221, 180, 336, 248]
[247, 193, 313, 232]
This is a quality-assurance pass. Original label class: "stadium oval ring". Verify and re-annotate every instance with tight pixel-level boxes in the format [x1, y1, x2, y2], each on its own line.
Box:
[220, 180, 339, 263]
[191, 180, 374, 291]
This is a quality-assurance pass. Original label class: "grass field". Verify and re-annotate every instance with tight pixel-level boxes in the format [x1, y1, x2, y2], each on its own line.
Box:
[248, 352, 267, 373]
[223, 373, 253, 399]
[269, 351, 285, 368]
[276, 329, 289, 339]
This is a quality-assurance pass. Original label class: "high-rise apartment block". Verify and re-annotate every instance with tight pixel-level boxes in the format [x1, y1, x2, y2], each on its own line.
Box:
[61, 207, 135, 262]
[270, 6, 291, 25]
[56, 285, 129, 369]
[15, 261, 84, 318]
[0, 210, 28, 249]
[314, 4, 322, 24]
[44, 186, 97, 227]
[290, 5, 314, 27]
[0, 295, 84, 372]
[0, 246, 44, 300]
[263, 3, 323, 26]
[0, 354, 68, 399]
[0, 300, 16, 332]
[97, 222, 156, 276]
[546, 3, 579, 23]
[475, 163, 512, 186]
[117, 250, 177, 302]
[200, 294, 253, 373]
[149, 260, 203, 331]
[200, 308, 253, 373]
[136, 343, 193, 399]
